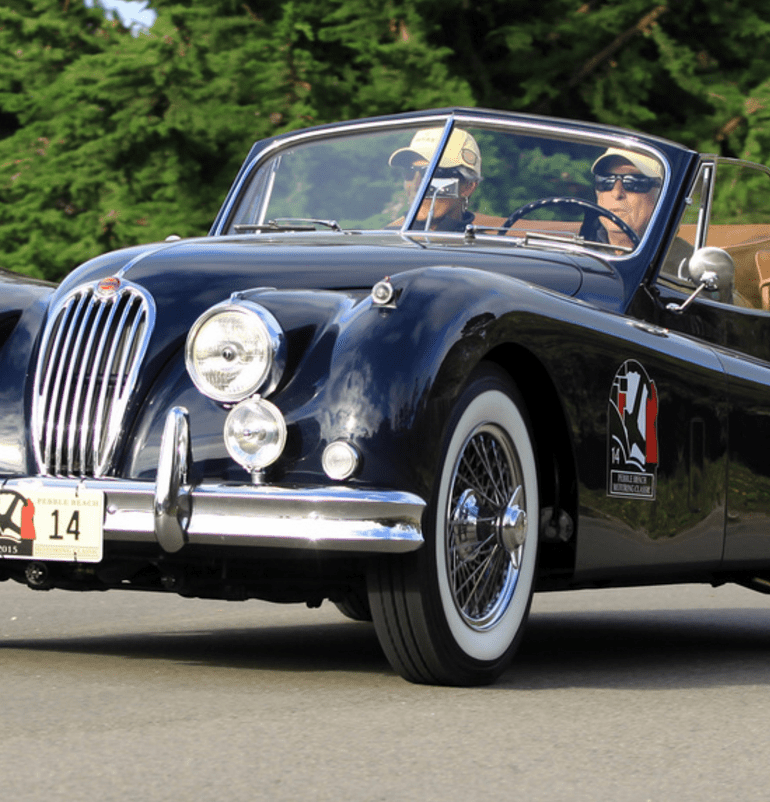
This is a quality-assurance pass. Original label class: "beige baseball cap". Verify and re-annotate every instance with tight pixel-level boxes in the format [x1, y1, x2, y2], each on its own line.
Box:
[592, 147, 663, 180]
[389, 127, 481, 179]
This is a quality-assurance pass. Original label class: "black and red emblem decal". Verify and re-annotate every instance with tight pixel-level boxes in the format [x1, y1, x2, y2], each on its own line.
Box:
[0, 490, 36, 557]
[607, 360, 659, 500]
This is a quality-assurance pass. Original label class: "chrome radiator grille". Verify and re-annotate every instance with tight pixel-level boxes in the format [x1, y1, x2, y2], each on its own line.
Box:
[32, 279, 156, 478]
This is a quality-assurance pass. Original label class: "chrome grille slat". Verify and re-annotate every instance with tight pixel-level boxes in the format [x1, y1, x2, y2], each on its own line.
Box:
[91, 300, 134, 474]
[33, 279, 156, 478]
[96, 298, 150, 476]
[36, 297, 73, 463]
[44, 295, 88, 473]
[35, 299, 72, 444]
[78, 300, 120, 474]
[55, 295, 97, 476]
[67, 299, 108, 473]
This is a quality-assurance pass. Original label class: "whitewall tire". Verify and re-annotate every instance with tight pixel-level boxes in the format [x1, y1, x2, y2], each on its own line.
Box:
[368, 365, 539, 685]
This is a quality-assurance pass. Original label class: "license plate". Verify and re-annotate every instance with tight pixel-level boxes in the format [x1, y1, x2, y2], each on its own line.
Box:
[0, 487, 104, 563]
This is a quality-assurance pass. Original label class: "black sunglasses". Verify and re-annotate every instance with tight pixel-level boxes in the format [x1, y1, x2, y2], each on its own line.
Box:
[594, 173, 661, 193]
[403, 166, 427, 181]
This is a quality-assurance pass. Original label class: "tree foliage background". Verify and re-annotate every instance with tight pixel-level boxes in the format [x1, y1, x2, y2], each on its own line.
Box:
[2, 0, 770, 280]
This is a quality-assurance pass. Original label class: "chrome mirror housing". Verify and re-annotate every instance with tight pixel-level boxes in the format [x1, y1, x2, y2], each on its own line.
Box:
[667, 246, 735, 313]
[428, 177, 460, 198]
[423, 178, 461, 231]
[688, 247, 735, 301]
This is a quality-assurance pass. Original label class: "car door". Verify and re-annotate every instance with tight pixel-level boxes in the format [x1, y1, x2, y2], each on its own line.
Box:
[649, 157, 770, 568]
[567, 307, 728, 579]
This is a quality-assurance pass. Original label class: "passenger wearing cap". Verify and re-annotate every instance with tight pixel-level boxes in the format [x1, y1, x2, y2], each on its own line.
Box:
[389, 128, 481, 231]
[592, 147, 663, 248]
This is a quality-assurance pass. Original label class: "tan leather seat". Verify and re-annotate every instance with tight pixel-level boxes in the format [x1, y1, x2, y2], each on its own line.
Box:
[755, 251, 770, 310]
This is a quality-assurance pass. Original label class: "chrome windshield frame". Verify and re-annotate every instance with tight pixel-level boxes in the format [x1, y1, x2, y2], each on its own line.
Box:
[213, 112, 450, 237]
[212, 109, 674, 259]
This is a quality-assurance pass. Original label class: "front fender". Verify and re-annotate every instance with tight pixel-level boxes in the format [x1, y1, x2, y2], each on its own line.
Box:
[274, 265, 558, 499]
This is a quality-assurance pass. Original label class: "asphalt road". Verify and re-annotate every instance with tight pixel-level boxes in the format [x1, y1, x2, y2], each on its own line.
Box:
[3, 578, 770, 802]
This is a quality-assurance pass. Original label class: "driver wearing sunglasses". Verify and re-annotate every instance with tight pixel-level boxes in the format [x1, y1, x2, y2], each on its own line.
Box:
[592, 147, 663, 249]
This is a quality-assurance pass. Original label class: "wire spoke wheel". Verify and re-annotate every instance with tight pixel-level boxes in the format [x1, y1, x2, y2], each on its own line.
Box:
[448, 425, 525, 630]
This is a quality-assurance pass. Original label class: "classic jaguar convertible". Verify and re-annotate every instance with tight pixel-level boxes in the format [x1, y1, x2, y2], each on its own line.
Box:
[2, 107, 770, 685]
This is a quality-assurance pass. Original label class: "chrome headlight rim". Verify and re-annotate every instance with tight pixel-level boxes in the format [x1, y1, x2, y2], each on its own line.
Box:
[185, 300, 286, 403]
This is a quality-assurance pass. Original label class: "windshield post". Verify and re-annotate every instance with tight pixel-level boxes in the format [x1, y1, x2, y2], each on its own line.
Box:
[400, 118, 455, 234]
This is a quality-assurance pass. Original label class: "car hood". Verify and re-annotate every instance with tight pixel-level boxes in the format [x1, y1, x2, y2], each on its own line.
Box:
[48, 232, 619, 366]
[55, 229, 605, 302]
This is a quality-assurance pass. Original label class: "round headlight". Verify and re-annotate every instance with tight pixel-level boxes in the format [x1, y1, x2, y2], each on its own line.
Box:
[224, 397, 287, 472]
[186, 301, 284, 402]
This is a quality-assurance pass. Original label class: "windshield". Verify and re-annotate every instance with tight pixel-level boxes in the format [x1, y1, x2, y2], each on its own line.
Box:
[225, 120, 665, 254]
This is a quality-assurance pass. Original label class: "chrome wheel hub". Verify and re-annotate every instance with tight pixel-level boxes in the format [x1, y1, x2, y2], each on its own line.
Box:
[499, 486, 527, 558]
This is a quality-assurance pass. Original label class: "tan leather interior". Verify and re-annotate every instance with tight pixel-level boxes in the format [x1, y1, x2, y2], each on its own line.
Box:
[678, 224, 770, 310]
[756, 250, 770, 310]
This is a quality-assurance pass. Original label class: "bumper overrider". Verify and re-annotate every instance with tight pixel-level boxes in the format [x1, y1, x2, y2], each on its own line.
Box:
[3, 408, 426, 557]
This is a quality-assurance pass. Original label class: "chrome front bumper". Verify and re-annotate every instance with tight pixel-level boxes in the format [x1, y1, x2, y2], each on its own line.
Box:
[3, 408, 425, 555]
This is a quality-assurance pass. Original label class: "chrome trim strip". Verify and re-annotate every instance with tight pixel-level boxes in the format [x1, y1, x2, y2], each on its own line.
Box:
[2, 479, 426, 554]
[401, 117, 454, 234]
[695, 162, 714, 249]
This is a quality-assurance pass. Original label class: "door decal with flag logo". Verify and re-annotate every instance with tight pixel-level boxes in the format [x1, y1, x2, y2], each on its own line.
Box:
[608, 360, 659, 500]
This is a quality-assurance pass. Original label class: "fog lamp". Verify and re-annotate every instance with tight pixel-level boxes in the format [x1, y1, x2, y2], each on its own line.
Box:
[224, 397, 287, 473]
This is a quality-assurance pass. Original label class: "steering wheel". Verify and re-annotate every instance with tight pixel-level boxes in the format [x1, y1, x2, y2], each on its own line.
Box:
[499, 196, 640, 247]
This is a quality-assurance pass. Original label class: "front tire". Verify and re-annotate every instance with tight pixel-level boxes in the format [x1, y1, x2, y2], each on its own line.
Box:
[334, 587, 373, 621]
[368, 365, 539, 685]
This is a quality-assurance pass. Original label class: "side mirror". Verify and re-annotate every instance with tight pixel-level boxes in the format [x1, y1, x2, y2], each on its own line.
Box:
[667, 246, 735, 313]
[423, 178, 461, 230]
[688, 247, 735, 301]
[427, 177, 460, 198]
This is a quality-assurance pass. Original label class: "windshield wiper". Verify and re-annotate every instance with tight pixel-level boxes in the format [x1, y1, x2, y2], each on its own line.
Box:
[233, 218, 342, 233]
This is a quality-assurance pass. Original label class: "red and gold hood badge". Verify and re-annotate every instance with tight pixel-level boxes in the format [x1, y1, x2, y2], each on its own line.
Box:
[96, 276, 121, 297]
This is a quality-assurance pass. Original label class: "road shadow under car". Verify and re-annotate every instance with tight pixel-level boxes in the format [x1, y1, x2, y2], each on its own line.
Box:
[2, 603, 770, 690]
[503, 604, 770, 690]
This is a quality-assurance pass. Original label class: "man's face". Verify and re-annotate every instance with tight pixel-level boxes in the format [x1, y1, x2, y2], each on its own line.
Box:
[595, 160, 657, 245]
